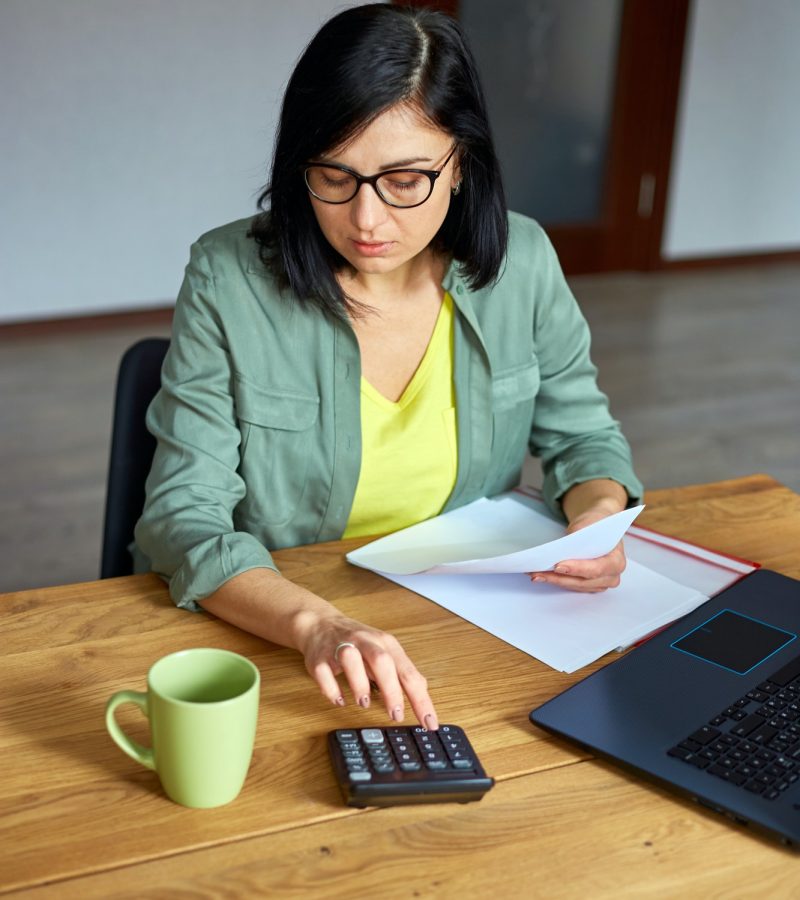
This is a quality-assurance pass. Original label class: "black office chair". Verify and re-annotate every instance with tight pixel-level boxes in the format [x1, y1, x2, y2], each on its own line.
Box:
[100, 338, 170, 578]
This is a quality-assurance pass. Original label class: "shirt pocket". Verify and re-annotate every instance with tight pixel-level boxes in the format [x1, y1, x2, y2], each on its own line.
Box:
[488, 359, 541, 492]
[491, 359, 541, 412]
[233, 374, 320, 527]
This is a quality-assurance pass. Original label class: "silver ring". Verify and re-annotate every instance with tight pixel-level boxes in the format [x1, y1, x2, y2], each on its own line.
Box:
[334, 641, 357, 664]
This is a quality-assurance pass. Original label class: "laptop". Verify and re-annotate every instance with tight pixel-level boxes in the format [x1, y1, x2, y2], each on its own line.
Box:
[530, 568, 800, 846]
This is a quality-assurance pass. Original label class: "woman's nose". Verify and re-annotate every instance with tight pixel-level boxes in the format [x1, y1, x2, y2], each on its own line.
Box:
[350, 183, 389, 232]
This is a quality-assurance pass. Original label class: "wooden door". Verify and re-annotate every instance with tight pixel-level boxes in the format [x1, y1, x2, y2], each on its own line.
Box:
[400, 0, 690, 274]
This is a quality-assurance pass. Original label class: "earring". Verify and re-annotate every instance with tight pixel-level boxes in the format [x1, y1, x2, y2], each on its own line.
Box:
[451, 181, 462, 196]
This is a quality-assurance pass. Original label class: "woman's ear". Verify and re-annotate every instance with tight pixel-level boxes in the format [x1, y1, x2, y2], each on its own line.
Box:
[451, 154, 462, 191]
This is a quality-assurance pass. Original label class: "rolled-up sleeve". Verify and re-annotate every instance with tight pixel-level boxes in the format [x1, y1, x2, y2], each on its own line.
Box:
[528, 229, 644, 514]
[133, 240, 276, 611]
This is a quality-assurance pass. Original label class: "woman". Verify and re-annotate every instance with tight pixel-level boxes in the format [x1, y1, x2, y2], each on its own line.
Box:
[134, 4, 643, 730]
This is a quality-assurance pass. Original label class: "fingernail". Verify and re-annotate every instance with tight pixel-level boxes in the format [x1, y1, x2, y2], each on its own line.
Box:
[335, 696, 345, 707]
[358, 694, 370, 709]
[391, 705, 404, 722]
[555, 566, 570, 575]
[532, 575, 545, 582]
[424, 713, 439, 731]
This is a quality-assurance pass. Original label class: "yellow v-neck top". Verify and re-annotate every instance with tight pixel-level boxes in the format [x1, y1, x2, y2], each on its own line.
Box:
[343, 292, 458, 539]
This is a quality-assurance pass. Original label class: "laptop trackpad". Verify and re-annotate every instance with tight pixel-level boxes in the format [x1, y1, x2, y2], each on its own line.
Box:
[671, 609, 796, 675]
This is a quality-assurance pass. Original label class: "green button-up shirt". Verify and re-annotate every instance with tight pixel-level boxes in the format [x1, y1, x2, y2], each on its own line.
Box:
[134, 211, 643, 610]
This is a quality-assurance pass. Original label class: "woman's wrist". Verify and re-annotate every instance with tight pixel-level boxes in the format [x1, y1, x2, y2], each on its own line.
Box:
[561, 478, 628, 523]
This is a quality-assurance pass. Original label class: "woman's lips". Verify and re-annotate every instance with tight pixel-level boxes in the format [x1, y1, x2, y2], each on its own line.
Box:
[351, 239, 393, 256]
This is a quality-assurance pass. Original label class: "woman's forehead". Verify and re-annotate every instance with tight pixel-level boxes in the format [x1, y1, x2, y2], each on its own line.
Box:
[324, 103, 451, 165]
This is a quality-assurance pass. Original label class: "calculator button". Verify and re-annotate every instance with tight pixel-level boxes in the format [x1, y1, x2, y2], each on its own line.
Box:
[451, 759, 474, 769]
[423, 753, 446, 765]
[348, 771, 372, 782]
[336, 730, 358, 743]
[447, 750, 473, 764]
[374, 763, 396, 774]
[425, 760, 448, 770]
[361, 729, 385, 745]
[396, 752, 420, 764]
[400, 761, 422, 772]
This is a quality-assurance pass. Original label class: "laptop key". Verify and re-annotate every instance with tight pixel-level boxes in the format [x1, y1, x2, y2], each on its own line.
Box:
[768, 656, 800, 687]
[730, 715, 763, 737]
[668, 746, 694, 762]
[750, 723, 779, 745]
[688, 726, 720, 746]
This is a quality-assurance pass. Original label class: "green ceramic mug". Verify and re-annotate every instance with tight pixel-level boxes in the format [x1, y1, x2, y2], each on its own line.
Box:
[105, 648, 260, 808]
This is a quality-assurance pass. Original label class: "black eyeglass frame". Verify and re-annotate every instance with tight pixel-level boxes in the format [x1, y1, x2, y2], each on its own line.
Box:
[304, 145, 459, 209]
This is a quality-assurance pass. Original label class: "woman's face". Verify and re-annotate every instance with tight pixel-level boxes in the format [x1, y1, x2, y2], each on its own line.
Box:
[307, 104, 460, 282]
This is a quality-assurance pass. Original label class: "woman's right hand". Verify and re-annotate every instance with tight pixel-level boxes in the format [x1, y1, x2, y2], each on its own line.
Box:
[295, 611, 439, 730]
[199, 568, 439, 729]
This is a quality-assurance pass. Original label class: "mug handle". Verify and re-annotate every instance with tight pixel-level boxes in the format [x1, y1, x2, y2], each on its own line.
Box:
[105, 690, 155, 770]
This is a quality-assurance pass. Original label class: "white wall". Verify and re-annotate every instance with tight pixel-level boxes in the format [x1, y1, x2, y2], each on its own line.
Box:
[662, 0, 800, 259]
[0, 0, 362, 323]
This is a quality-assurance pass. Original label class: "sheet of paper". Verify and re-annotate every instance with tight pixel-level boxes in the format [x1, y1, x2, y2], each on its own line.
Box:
[383, 561, 707, 673]
[512, 486, 756, 595]
[346, 491, 715, 672]
[347, 497, 644, 576]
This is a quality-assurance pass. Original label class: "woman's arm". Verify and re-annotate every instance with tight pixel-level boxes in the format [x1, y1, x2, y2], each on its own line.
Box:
[200, 568, 438, 728]
[529, 477, 630, 592]
[136, 232, 437, 726]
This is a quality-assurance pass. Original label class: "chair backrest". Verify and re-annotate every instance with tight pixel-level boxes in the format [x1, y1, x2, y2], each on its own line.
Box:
[100, 337, 170, 578]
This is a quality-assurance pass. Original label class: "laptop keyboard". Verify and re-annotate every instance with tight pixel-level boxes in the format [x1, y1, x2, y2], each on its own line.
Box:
[667, 653, 800, 800]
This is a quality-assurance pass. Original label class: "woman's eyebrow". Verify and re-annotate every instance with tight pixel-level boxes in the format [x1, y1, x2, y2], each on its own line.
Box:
[377, 157, 433, 170]
[317, 155, 434, 170]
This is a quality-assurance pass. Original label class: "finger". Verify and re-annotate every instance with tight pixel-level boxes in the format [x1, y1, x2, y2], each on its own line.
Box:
[397, 658, 438, 731]
[376, 640, 437, 730]
[337, 643, 374, 709]
[309, 659, 347, 707]
[544, 544, 627, 581]
[361, 641, 407, 722]
[531, 571, 621, 592]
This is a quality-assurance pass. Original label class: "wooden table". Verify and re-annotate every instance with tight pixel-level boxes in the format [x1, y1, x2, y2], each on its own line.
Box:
[3, 475, 800, 898]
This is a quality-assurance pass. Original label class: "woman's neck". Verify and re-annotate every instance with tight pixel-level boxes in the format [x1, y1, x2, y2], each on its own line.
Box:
[339, 248, 447, 313]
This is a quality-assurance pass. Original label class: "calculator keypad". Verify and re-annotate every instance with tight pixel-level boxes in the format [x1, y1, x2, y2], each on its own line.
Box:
[334, 725, 476, 782]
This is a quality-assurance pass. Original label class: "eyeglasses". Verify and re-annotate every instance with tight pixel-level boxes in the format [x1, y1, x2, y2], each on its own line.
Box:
[304, 145, 458, 209]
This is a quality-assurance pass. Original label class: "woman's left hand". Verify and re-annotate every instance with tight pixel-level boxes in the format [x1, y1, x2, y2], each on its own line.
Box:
[527, 479, 630, 593]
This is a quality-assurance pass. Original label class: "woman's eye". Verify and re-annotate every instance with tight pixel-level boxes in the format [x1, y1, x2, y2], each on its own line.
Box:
[321, 173, 350, 188]
[384, 177, 423, 193]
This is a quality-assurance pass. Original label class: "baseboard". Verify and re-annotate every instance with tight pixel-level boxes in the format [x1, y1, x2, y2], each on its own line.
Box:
[0, 306, 174, 338]
[659, 248, 800, 270]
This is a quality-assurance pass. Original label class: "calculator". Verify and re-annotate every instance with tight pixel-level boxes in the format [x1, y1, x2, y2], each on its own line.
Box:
[327, 724, 495, 807]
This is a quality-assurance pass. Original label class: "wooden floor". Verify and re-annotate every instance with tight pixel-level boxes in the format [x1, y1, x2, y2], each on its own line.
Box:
[2, 262, 798, 593]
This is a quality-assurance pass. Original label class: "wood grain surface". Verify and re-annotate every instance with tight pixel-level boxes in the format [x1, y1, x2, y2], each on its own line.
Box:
[2, 475, 799, 897]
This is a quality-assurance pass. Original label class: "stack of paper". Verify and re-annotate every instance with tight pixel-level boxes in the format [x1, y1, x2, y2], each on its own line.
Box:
[347, 495, 716, 673]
